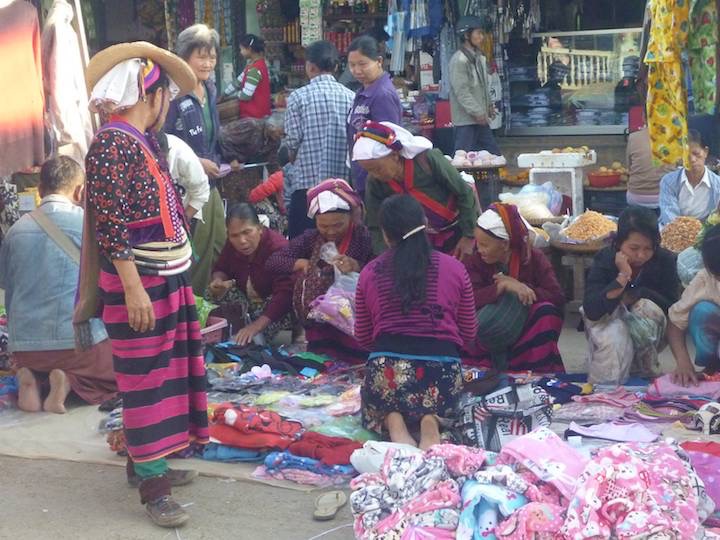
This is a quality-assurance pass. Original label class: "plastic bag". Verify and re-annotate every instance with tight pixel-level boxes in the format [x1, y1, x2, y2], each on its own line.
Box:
[620, 304, 663, 350]
[194, 295, 218, 328]
[677, 246, 704, 288]
[309, 415, 380, 442]
[309, 242, 360, 335]
[499, 191, 554, 220]
[518, 182, 563, 215]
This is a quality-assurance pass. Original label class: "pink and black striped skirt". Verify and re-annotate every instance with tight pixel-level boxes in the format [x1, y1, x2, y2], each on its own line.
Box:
[99, 268, 209, 463]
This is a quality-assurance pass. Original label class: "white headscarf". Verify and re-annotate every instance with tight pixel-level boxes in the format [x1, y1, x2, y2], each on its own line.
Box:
[476, 208, 534, 241]
[89, 58, 179, 114]
[352, 121, 433, 161]
[307, 191, 351, 219]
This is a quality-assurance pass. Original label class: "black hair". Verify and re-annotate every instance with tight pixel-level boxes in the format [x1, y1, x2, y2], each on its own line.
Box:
[226, 203, 260, 226]
[689, 129, 708, 149]
[364, 26, 390, 44]
[144, 62, 170, 96]
[240, 34, 265, 53]
[347, 36, 381, 61]
[703, 226, 720, 275]
[379, 195, 432, 314]
[614, 206, 661, 251]
[305, 40, 339, 73]
[39, 156, 83, 195]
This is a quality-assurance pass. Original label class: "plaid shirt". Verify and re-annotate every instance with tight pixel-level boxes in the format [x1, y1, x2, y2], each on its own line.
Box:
[282, 74, 355, 192]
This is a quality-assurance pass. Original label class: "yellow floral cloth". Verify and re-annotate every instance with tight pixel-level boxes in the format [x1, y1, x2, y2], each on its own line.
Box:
[644, 0, 690, 167]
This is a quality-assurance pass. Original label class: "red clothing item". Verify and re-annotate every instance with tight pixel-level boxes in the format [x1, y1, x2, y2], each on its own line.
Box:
[210, 405, 302, 450]
[212, 227, 292, 322]
[238, 58, 271, 119]
[249, 170, 285, 213]
[681, 441, 720, 458]
[462, 248, 566, 309]
[287, 432, 362, 466]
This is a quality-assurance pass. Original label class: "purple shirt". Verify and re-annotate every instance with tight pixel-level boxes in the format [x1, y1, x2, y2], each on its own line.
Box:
[354, 250, 478, 350]
[346, 73, 403, 194]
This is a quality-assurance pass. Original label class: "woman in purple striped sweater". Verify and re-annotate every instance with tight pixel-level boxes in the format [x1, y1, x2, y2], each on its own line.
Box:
[355, 195, 477, 449]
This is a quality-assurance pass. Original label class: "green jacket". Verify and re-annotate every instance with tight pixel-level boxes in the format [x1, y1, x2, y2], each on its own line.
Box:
[449, 47, 492, 127]
[365, 148, 479, 254]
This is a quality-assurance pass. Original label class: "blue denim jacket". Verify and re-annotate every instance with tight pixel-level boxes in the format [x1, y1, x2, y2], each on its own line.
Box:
[165, 80, 222, 164]
[0, 195, 107, 352]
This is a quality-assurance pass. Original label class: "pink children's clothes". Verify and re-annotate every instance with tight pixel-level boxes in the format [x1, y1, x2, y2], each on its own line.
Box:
[648, 373, 720, 400]
[495, 503, 566, 539]
[497, 427, 587, 501]
[425, 444, 487, 477]
[566, 421, 659, 443]
[561, 442, 701, 539]
[571, 387, 640, 408]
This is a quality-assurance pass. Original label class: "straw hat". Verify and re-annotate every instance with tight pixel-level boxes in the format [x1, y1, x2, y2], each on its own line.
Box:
[86, 41, 196, 96]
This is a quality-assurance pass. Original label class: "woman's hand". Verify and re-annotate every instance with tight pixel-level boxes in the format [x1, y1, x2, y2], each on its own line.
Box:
[208, 278, 234, 299]
[334, 255, 360, 274]
[494, 274, 536, 306]
[615, 251, 632, 277]
[235, 316, 270, 346]
[200, 158, 221, 179]
[294, 259, 310, 274]
[125, 285, 155, 333]
[230, 160, 244, 172]
[452, 237, 475, 260]
[474, 114, 489, 126]
[671, 359, 700, 387]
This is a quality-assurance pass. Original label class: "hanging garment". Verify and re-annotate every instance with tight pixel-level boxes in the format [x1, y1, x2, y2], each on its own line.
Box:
[644, 0, 690, 167]
[0, 0, 45, 176]
[41, 0, 94, 165]
[688, 0, 718, 115]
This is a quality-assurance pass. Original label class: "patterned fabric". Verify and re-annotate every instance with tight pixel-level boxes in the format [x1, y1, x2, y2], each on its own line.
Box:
[689, 0, 718, 115]
[561, 442, 701, 539]
[99, 268, 209, 463]
[283, 74, 355, 192]
[361, 354, 463, 434]
[644, 0, 690, 167]
[0, 179, 19, 242]
[86, 128, 186, 260]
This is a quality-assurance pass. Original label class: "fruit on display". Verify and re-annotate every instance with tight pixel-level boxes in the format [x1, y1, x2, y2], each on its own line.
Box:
[551, 146, 590, 154]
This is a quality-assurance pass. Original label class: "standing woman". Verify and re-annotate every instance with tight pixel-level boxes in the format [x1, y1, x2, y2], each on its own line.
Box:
[165, 24, 227, 295]
[355, 195, 477, 449]
[237, 34, 272, 119]
[74, 42, 209, 528]
[346, 36, 403, 196]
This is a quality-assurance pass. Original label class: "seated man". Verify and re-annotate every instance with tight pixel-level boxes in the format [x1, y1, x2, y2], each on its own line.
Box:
[0, 156, 116, 413]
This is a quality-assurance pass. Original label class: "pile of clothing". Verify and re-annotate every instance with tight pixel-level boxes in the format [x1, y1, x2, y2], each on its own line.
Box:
[349, 428, 720, 539]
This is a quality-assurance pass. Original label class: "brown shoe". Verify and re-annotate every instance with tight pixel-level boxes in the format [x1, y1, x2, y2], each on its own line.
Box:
[145, 496, 189, 528]
[128, 468, 199, 488]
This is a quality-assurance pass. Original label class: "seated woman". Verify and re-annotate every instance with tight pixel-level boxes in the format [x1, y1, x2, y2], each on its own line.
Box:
[659, 129, 720, 227]
[267, 179, 373, 362]
[206, 203, 293, 345]
[355, 195, 477, 449]
[463, 203, 565, 373]
[669, 225, 720, 386]
[583, 207, 679, 384]
[352, 121, 478, 258]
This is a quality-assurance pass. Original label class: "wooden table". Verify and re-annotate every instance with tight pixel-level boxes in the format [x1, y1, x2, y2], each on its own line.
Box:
[550, 240, 605, 313]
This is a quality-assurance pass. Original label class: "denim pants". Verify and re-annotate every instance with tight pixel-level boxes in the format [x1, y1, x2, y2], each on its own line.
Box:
[454, 125, 501, 155]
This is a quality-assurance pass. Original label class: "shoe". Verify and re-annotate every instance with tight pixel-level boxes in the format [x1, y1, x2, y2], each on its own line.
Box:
[145, 496, 189, 528]
[128, 468, 199, 488]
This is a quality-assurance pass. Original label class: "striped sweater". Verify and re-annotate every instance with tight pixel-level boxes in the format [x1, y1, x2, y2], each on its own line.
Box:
[354, 249, 478, 351]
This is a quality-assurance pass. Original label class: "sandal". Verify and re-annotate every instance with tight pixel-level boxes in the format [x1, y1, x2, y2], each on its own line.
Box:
[313, 490, 347, 521]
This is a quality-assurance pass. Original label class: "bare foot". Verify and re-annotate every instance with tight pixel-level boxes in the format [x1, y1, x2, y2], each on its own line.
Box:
[43, 369, 71, 414]
[385, 412, 417, 447]
[16, 368, 42, 412]
[419, 415, 441, 451]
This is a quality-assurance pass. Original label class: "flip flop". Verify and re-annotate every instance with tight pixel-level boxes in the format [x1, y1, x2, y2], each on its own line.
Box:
[313, 490, 347, 521]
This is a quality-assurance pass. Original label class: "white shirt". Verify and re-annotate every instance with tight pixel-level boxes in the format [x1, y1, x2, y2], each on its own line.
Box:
[678, 167, 712, 220]
[166, 134, 210, 221]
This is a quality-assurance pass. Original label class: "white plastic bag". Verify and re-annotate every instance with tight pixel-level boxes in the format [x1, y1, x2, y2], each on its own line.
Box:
[350, 441, 422, 474]
[499, 191, 554, 220]
[677, 247, 704, 288]
[309, 242, 360, 335]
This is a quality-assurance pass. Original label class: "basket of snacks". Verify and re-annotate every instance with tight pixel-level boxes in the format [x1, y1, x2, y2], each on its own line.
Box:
[660, 217, 703, 253]
[551, 210, 617, 253]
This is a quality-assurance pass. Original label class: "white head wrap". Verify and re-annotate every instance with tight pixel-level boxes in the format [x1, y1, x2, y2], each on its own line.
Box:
[352, 122, 433, 161]
[307, 191, 351, 219]
[89, 58, 179, 114]
[476, 208, 534, 241]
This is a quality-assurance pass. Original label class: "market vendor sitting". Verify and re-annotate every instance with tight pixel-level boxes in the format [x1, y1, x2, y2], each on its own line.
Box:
[583, 207, 679, 384]
[355, 195, 477, 449]
[669, 225, 720, 386]
[206, 203, 293, 345]
[463, 203, 565, 373]
[267, 179, 373, 363]
[0, 156, 116, 413]
[659, 130, 720, 227]
[352, 121, 479, 258]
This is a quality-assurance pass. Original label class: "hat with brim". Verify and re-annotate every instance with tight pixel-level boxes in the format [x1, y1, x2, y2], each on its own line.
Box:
[86, 41, 196, 96]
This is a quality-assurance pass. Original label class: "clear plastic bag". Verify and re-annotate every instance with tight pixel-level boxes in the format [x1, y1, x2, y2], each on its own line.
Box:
[309, 242, 360, 335]
[677, 246, 704, 288]
[620, 304, 662, 350]
[499, 191, 554, 220]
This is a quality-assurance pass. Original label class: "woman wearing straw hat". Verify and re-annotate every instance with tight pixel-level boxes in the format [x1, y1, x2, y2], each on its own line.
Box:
[74, 41, 209, 528]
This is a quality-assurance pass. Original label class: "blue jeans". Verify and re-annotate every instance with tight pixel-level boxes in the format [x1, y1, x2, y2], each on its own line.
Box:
[454, 125, 501, 155]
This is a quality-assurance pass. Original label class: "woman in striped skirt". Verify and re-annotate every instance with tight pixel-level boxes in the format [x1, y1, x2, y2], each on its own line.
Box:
[74, 42, 209, 528]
